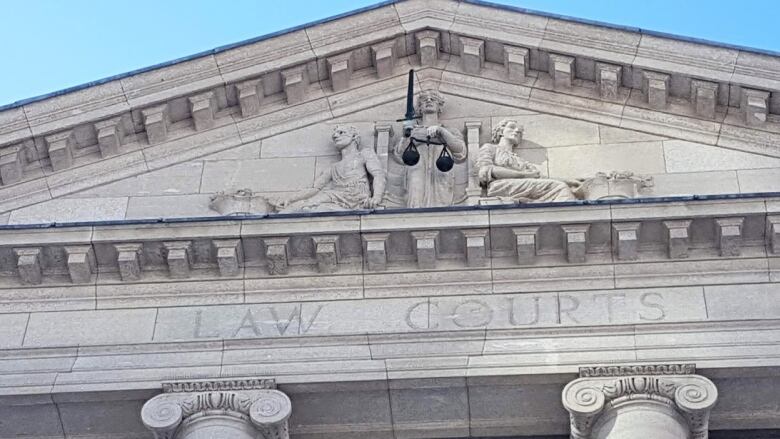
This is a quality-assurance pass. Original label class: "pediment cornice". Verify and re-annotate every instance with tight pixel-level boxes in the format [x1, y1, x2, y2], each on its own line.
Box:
[1, 0, 780, 214]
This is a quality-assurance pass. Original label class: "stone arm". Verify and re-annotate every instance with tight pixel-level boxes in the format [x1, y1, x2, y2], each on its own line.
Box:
[437, 126, 467, 163]
[392, 125, 467, 163]
[476, 144, 539, 187]
[362, 149, 386, 208]
[275, 168, 332, 208]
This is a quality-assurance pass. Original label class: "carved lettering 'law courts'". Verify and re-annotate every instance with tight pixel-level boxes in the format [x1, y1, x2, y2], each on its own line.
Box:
[171, 290, 691, 341]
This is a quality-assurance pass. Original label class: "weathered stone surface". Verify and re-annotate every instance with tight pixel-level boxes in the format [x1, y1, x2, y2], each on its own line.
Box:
[737, 168, 780, 193]
[548, 141, 665, 179]
[664, 140, 780, 173]
[69, 162, 203, 198]
[24, 309, 157, 347]
[8, 197, 128, 224]
[200, 158, 316, 193]
[0, 313, 28, 349]
[705, 283, 780, 320]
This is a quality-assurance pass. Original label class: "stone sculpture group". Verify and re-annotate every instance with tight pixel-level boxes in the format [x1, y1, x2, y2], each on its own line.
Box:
[209, 90, 652, 215]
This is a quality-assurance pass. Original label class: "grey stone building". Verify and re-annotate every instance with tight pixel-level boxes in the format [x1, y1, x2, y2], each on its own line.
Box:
[0, 1, 779, 438]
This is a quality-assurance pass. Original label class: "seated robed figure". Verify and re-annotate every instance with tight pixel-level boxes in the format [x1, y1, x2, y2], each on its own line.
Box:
[477, 119, 579, 203]
[274, 125, 385, 212]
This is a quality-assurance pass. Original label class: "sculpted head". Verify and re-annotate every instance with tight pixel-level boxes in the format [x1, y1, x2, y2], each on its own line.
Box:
[491, 119, 524, 145]
[415, 90, 445, 115]
[332, 125, 361, 150]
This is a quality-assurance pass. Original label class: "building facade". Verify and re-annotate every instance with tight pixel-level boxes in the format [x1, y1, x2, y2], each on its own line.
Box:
[1, 1, 780, 438]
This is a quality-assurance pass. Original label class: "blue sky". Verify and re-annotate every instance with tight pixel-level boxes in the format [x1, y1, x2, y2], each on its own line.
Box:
[1, 0, 778, 107]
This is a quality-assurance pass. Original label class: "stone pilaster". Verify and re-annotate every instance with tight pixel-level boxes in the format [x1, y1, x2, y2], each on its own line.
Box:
[142, 379, 291, 439]
[562, 365, 717, 439]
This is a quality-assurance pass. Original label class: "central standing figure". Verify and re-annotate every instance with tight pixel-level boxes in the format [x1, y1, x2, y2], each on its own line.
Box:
[392, 90, 467, 208]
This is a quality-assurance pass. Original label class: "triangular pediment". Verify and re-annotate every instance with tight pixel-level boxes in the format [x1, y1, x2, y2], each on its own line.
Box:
[1, 0, 780, 224]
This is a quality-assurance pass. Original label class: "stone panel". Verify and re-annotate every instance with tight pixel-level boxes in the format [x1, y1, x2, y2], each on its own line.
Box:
[201, 140, 262, 160]
[69, 162, 203, 197]
[261, 122, 374, 158]
[737, 168, 780, 193]
[389, 378, 469, 439]
[0, 403, 64, 438]
[498, 114, 599, 148]
[23, 309, 157, 347]
[705, 283, 780, 320]
[0, 313, 28, 349]
[556, 286, 706, 325]
[200, 157, 317, 193]
[8, 197, 128, 224]
[598, 125, 667, 143]
[664, 140, 780, 173]
[125, 194, 217, 219]
[547, 141, 665, 179]
[649, 171, 740, 197]
[96, 279, 244, 308]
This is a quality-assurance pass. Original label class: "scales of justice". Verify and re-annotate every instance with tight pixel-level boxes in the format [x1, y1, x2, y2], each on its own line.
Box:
[209, 70, 653, 216]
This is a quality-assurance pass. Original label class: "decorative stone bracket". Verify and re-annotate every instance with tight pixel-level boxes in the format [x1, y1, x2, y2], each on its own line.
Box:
[142, 380, 292, 439]
[562, 366, 717, 439]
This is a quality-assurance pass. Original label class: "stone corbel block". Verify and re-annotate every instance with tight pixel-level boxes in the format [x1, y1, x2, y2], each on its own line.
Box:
[741, 88, 770, 126]
[264, 237, 290, 275]
[14, 247, 42, 285]
[44, 130, 75, 172]
[163, 241, 193, 279]
[715, 217, 744, 257]
[512, 226, 539, 265]
[596, 62, 622, 101]
[663, 220, 692, 259]
[770, 216, 780, 255]
[327, 53, 353, 92]
[465, 120, 483, 204]
[612, 222, 641, 261]
[690, 79, 718, 119]
[188, 91, 218, 131]
[213, 239, 243, 277]
[94, 117, 125, 158]
[114, 243, 143, 281]
[141, 104, 170, 145]
[459, 36, 484, 75]
[371, 41, 396, 78]
[548, 54, 575, 89]
[642, 71, 670, 109]
[236, 79, 263, 118]
[415, 30, 440, 66]
[0, 144, 25, 185]
[561, 224, 589, 263]
[281, 66, 309, 105]
[313, 235, 340, 273]
[462, 229, 489, 267]
[64, 245, 96, 284]
[411, 231, 439, 269]
[363, 233, 389, 272]
[503, 45, 529, 83]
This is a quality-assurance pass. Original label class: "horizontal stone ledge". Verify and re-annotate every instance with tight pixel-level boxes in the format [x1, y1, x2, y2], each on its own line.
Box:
[1, 314, 780, 393]
[0, 196, 776, 290]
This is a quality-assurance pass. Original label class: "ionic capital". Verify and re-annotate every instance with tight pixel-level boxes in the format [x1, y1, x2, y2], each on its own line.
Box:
[142, 380, 292, 439]
[562, 366, 717, 439]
